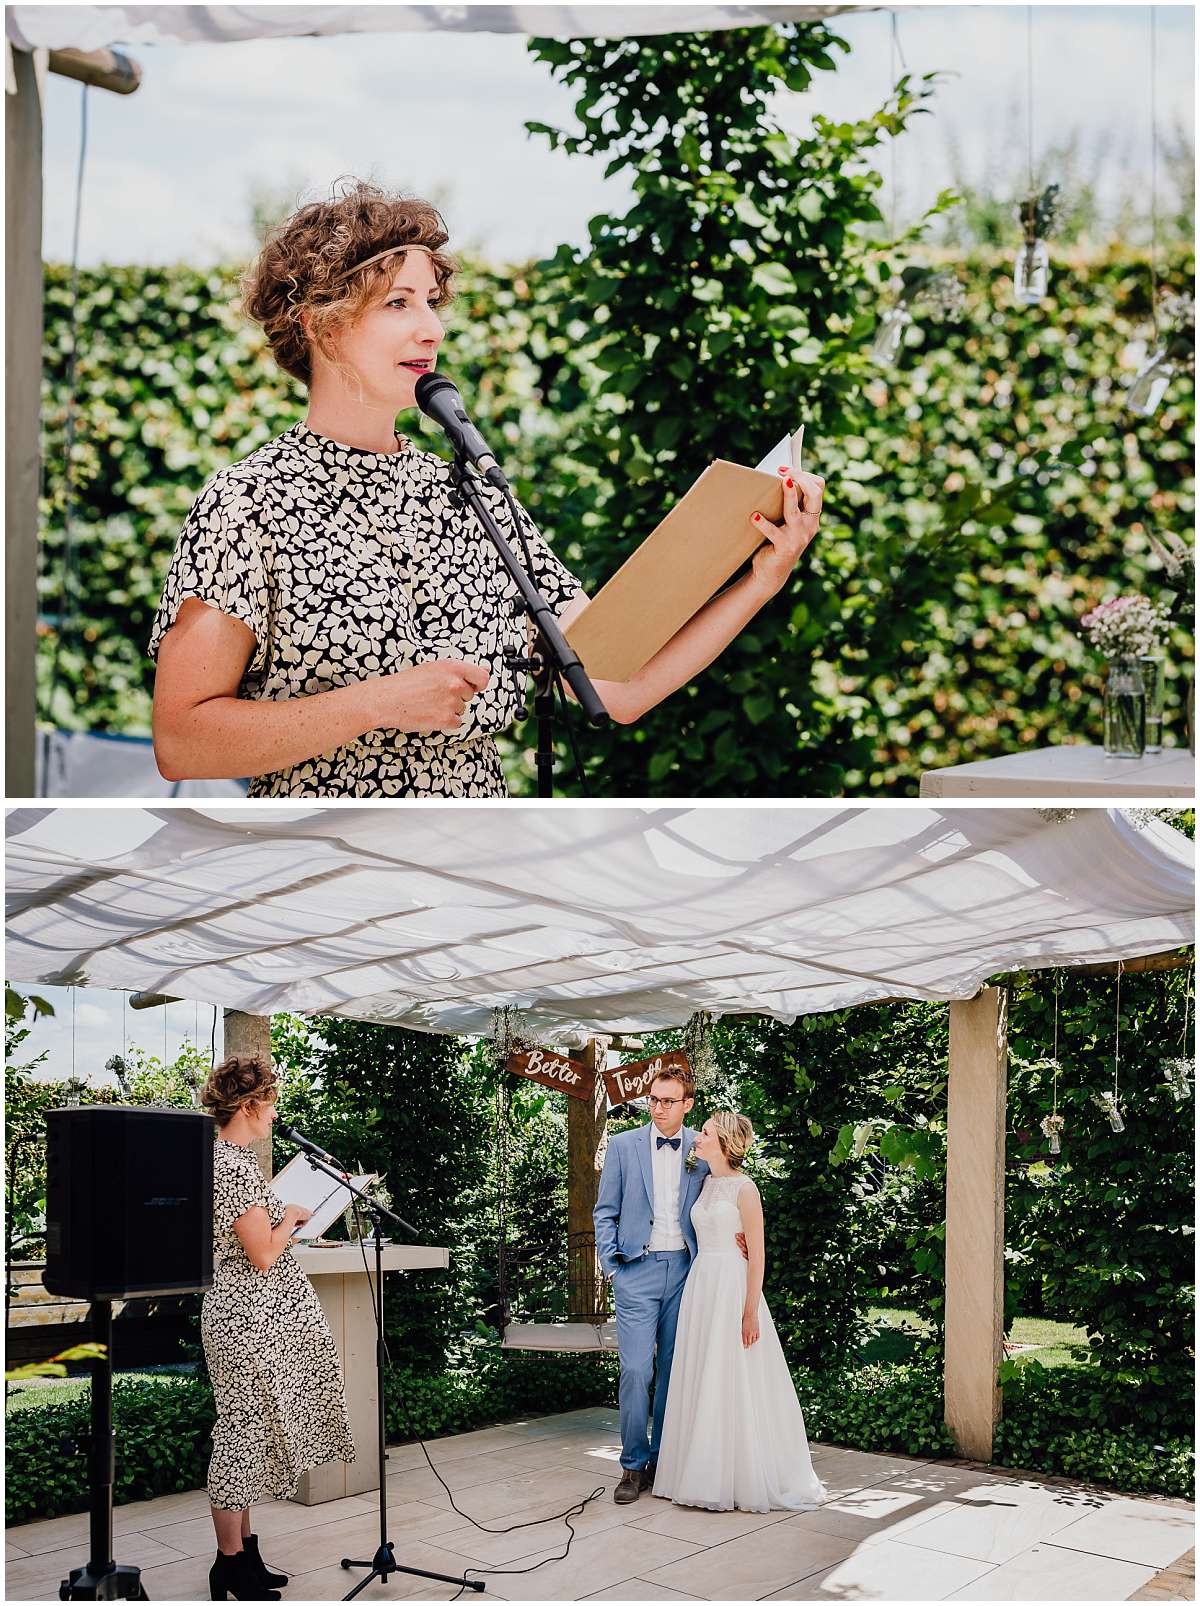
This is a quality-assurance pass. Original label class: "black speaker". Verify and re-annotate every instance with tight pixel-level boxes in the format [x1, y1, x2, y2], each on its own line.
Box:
[45, 1106, 215, 1299]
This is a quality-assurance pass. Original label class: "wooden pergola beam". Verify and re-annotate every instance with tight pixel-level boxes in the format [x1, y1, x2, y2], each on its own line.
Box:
[5, 44, 44, 797]
[5, 43, 142, 797]
[223, 1009, 273, 1180]
[944, 986, 1008, 1462]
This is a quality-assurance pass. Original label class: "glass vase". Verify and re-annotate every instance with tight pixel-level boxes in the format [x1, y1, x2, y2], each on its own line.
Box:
[1139, 655, 1164, 752]
[1103, 659, 1146, 758]
[1013, 238, 1050, 305]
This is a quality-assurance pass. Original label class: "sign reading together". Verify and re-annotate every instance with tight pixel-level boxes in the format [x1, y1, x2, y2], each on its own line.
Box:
[603, 1050, 692, 1107]
[506, 1048, 594, 1101]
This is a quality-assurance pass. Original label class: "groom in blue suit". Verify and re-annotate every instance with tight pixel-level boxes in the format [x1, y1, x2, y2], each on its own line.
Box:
[594, 1064, 708, 1504]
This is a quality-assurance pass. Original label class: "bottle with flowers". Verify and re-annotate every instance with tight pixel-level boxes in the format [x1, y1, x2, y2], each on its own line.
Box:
[1079, 595, 1171, 759]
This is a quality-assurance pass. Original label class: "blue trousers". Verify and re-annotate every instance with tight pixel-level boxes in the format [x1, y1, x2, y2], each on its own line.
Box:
[612, 1249, 690, 1471]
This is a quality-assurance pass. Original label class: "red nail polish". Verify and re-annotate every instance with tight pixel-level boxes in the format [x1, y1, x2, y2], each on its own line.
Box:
[753, 513, 761, 522]
[786, 478, 794, 488]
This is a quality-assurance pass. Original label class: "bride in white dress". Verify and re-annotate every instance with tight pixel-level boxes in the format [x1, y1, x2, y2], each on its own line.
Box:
[652, 1111, 827, 1513]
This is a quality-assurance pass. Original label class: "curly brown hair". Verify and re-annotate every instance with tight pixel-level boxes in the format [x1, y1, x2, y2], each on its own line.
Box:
[200, 1054, 278, 1128]
[240, 176, 457, 389]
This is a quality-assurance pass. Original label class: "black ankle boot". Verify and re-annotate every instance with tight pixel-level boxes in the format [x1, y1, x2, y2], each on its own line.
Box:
[209, 1548, 281, 1601]
[244, 1533, 288, 1588]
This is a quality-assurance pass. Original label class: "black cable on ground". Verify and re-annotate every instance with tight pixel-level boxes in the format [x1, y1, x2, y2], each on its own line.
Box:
[349, 1197, 607, 1601]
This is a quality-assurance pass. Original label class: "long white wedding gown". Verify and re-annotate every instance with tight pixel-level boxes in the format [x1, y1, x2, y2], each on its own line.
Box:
[653, 1173, 827, 1513]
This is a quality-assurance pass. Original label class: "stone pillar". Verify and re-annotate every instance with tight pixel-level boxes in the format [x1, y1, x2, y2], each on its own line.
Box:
[5, 45, 46, 797]
[944, 987, 1008, 1461]
[222, 1010, 273, 1179]
[566, 1037, 609, 1322]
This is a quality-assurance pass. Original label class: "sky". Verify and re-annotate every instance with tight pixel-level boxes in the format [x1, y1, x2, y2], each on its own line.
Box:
[38, 4, 1195, 269]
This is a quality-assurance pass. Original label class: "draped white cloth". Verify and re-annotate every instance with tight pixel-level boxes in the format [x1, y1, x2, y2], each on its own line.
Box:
[6, 5, 863, 53]
[4, 807, 1192, 1039]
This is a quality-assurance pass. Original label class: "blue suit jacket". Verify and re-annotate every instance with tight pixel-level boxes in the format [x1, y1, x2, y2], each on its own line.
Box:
[593, 1123, 709, 1277]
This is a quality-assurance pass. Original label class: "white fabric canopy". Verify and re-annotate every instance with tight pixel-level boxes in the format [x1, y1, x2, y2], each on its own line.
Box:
[5, 806, 1192, 1042]
[6, 5, 863, 53]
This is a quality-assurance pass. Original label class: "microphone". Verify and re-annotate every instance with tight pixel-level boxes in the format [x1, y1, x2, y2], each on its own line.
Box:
[278, 1124, 344, 1171]
[414, 371, 509, 490]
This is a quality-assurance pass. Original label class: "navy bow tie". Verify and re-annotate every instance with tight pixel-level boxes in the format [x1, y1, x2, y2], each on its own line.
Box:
[656, 1135, 681, 1150]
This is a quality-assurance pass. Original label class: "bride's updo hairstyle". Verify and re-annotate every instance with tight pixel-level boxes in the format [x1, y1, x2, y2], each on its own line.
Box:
[201, 1055, 278, 1128]
[711, 1111, 754, 1169]
[240, 176, 457, 388]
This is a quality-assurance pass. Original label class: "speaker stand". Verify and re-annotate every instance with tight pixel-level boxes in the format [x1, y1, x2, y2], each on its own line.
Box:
[59, 1302, 146, 1600]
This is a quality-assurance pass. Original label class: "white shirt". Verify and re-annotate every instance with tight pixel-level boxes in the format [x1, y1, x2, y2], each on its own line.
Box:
[647, 1126, 686, 1251]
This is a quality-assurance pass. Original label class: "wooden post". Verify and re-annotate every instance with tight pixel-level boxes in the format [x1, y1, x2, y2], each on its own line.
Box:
[222, 1010, 273, 1180]
[566, 1036, 609, 1322]
[5, 44, 46, 797]
[944, 987, 1008, 1461]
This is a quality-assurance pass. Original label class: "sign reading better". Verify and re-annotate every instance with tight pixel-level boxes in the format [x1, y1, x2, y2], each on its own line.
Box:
[506, 1048, 594, 1101]
[603, 1050, 692, 1106]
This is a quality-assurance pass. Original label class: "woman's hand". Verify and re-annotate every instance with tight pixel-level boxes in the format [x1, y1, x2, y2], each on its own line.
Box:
[283, 1204, 313, 1232]
[748, 469, 825, 597]
[368, 660, 490, 735]
[742, 1307, 761, 1349]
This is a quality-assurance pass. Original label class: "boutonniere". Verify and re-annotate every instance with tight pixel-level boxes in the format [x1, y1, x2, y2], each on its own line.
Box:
[685, 1144, 698, 1173]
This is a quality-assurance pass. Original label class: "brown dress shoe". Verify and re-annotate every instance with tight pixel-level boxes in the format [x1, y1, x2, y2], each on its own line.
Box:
[614, 1468, 642, 1504]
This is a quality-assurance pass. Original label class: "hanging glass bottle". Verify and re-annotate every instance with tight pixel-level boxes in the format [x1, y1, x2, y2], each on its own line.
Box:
[869, 302, 912, 366]
[1127, 346, 1177, 417]
[1093, 1089, 1125, 1133]
[1103, 659, 1146, 758]
[1012, 184, 1060, 308]
[1013, 237, 1050, 305]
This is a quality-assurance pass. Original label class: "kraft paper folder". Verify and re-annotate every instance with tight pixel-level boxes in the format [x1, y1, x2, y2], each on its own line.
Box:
[564, 428, 805, 684]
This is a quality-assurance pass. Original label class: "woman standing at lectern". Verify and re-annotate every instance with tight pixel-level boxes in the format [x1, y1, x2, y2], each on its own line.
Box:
[149, 176, 825, 797]
[199, 1056, 355, 1601]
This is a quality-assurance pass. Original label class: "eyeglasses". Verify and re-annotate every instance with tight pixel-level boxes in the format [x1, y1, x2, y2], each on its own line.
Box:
[648, 1096, 685, 1109]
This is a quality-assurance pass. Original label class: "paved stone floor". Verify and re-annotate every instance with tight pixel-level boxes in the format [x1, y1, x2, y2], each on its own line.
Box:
[6, 1407, 1195, 1602]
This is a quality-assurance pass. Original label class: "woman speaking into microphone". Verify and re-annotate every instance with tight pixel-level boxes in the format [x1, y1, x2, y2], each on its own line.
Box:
[150, 178, 824, 797]
[200, 1056, 354, 1601]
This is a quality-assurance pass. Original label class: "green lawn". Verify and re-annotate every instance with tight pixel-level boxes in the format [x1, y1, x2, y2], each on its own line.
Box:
[863, 1306, 1090, 1367]
[6, 1366, 196, 1413]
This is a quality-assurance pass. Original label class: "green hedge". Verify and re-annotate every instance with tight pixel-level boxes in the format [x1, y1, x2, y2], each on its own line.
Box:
[5, 1350, 616, 1527]
[12, 1349, 1188, 1528]
[38, 246, 1194, 797]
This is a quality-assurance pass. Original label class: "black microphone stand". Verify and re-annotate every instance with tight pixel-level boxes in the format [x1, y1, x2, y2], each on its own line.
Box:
[293, 1150, 484, 1599]
[449, 456, 608, 798]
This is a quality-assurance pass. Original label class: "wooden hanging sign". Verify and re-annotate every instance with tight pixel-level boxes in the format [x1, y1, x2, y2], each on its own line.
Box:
[604, 1050, 691, 1106]
[506, 1048, 594, 1101]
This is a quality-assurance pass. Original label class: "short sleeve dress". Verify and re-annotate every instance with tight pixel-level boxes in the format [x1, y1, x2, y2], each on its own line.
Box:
[201, 1137, 355, 1510]
[149, 422, 583, 798]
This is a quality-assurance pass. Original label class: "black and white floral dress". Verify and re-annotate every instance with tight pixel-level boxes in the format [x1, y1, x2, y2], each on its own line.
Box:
[149, 422, 583, 797]
[201, 1137, 355, 1510]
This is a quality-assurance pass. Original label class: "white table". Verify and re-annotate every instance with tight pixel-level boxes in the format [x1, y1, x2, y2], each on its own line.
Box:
[920, 744, 1195, 799]
[291, 1242, 448, 1505]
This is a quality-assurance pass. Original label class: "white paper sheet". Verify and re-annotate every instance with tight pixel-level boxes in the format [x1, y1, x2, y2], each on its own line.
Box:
[270, 1152, 379, 1240]
[754, 425, 805, 476]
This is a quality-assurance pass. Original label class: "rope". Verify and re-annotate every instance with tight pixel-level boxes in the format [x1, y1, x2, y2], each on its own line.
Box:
[1026, 5, 1035, 196]
[496, 1077, 510, 1337]
[888, 12, 898, 240]
[1113, 959, 1123, 1102]
[44, 82, 91, 730]
[1149, 6, 1160, 341]
[1051, 972, 1060, 1118]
